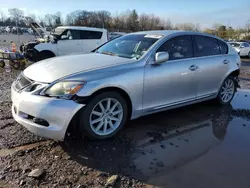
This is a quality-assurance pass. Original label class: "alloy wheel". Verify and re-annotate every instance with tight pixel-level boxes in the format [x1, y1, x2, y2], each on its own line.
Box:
[220, 79, 235, 103]
[89, 98, 124, 136]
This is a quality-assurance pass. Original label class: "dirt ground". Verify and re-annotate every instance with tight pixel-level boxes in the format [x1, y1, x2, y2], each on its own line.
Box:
[1, 39, 250, 187]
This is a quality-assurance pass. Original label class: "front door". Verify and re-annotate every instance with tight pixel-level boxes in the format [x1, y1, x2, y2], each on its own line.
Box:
[143, 35, 198, 111]
[57, 29, 82, 56]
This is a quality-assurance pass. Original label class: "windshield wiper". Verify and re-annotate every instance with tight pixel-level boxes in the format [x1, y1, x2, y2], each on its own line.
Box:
[100, 51, 118, 56]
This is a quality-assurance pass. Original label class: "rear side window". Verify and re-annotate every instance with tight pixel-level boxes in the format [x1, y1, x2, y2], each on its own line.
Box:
[80, 30, 103, 39]
[194, 36, 220, 57]
[218, 40, 228, 54]
[157, 35, 193, 60]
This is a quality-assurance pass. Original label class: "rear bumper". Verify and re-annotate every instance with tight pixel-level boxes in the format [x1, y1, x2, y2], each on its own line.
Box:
[11, 85, 84, 140]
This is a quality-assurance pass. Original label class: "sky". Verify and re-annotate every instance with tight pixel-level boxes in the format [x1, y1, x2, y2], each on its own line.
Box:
[0, 0, 249, 28]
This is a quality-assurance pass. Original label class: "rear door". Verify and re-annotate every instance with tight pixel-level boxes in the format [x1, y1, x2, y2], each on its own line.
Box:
[80, 30, 103, 53]
[57, 29, 82, 56]
[193, 35, 230, 98]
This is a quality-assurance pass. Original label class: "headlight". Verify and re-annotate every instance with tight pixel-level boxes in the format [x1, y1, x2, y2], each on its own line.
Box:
[44, 81, 85, 99]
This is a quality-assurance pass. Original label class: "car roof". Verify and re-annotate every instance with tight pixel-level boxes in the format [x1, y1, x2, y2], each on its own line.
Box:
[134, 30, 183, 36]
[130, 30, 223, 40]
[56, 26, 107, 32]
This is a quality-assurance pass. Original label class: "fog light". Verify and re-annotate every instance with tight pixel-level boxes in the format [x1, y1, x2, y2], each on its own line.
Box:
[33, 118, 49, 127]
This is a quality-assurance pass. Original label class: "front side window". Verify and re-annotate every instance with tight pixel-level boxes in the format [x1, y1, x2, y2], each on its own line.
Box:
[67, 30, 81, 40]
[194, 36, 220, 57]
[157, 35, 193, 60]
[96, 34, 160, 59]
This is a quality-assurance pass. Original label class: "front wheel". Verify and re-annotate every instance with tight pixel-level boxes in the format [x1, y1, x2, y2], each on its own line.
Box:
[216, 76, 236, 104]
[78, 91, 128, 140]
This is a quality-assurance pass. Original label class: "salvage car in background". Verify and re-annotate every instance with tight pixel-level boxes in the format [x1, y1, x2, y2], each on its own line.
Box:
[11, 30, 241, 141]
[228, 42, 250, 57]
[22, 22, 108, 61]
[109, 32, 127, 40]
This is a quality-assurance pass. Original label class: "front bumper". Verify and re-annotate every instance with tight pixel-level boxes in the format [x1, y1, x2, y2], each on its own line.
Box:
[11, 85, 84, 141]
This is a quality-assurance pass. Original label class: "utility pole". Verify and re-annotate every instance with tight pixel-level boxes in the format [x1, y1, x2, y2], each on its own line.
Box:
[16, 19, 19, 42]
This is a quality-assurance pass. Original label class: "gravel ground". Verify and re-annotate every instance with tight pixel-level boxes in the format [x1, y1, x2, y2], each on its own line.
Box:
[0, 48, 250, 187]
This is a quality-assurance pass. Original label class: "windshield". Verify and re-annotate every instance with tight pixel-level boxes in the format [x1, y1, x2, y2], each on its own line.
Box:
[96, 34, 161, 59]
[52, 28, 66, 39]
[229, 43, 241, 47]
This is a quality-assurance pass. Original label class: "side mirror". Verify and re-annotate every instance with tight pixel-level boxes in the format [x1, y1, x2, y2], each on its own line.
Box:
[61, 35, 68, 40]
[155, 52, 169, 64]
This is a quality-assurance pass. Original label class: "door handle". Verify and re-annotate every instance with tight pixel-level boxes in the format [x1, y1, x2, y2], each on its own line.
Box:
[189, 65, 198, 71]
[223, 59, 229, 64]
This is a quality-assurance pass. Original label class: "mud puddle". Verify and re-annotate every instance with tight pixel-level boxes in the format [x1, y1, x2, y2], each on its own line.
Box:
[62, 90, 250, 187]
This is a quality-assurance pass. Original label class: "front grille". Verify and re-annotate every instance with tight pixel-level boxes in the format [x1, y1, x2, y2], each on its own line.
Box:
[15, 73, 33, 90]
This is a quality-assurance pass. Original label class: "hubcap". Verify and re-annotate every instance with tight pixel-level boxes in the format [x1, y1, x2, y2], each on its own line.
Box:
[89, 98, 123, 136]
[220, 79, 235, 103]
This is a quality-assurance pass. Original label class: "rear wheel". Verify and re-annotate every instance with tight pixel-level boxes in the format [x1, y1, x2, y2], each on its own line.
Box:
[0, 60, 5, 68]
[12, 61, 20, 70]
[216, 76, 236, 104]
[19, 60, 26, 69]
[248, 51, 250, 58]
[78, 91, 128, 140]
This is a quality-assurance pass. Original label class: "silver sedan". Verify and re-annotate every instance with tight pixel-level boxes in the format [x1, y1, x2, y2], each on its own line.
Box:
[11, 30, 241, 140]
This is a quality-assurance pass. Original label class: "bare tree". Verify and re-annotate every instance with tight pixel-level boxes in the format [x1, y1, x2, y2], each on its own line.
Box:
[37, 16, 45, 27]
[160, 18, 173, 30]
[0, 11, 6, 24]
[8, 8, 24, 20]
[54, 12, 62, 26]
[245, 19, 250, 38]
[44, 14, 54, 27]
[139, 13, 149, 30]
[28, 14, 36, 22]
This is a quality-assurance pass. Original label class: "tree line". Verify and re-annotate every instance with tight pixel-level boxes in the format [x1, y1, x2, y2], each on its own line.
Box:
[0, 8, 249, 40]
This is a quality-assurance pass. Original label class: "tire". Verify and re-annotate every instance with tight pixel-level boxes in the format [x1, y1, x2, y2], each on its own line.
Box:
[78, 91, 128, 140]
[248, 51, 250, 58]
[9, 60, 15, 66]
[12, 61, 20, 70]
[0, 60, 5, 68]
[216, 76, 236, 105]
[37, 51, 55, 61]
[19, 60, 26, 69]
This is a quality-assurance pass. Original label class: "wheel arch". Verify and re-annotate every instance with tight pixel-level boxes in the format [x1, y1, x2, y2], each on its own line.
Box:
[85, 87, 133, 120]
[39, 50, 56, 57]
[66, 86, 133, 139]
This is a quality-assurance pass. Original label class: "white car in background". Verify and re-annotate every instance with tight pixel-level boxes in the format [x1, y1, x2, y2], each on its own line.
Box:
[228, 42, 250, 57]
[22, 23, 108, 61]
[109, 32, 127, 40]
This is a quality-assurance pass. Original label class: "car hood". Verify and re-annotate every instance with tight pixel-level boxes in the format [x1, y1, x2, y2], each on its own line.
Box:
[23, 53, 135, 83]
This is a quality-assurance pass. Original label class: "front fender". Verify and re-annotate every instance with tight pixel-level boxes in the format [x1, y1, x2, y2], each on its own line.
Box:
[76, 67, 144, 119]
[34, 43, 58, 56]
